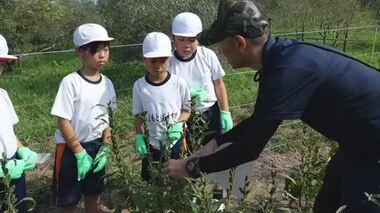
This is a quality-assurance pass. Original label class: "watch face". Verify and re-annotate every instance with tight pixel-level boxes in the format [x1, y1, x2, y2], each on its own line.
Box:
[186, 161, 194, 172]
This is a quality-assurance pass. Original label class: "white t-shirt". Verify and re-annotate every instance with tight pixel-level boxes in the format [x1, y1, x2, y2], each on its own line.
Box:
[132, 73, 190, 149]
[0, 89, 19, 159]
[51, 71, 116, 144]
[169, 46, 225, 110]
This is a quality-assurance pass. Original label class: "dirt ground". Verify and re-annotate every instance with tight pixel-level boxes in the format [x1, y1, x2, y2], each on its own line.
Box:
[24, 143, 301, 212]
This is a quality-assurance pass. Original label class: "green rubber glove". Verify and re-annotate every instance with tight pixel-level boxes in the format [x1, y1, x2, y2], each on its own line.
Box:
[167, 121, 184, 141]
[135, 134, 147, 157]
[0, 159, 26, 179]
[93, 146, 111, 173]
[189, 88, 207, 103]
[16, 147, 38, 170]
[74, 150, 93, 181]
[220, 110, 233, 132]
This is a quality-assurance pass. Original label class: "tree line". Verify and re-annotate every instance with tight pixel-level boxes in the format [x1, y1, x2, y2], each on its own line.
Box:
[0, 0, 378, 53]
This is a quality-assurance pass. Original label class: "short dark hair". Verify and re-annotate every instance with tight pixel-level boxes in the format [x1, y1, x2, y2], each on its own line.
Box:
[79, 41, 110, 55]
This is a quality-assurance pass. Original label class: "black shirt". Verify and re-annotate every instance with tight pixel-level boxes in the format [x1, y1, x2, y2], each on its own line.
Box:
[199, 36, 380, 173]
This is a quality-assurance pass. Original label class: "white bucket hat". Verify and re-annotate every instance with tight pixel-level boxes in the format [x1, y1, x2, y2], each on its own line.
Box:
[73, 23, 114, 47]
[142, 32, 172, 58]
[172, 12, 203, 37]
[0, 35, 17, 61]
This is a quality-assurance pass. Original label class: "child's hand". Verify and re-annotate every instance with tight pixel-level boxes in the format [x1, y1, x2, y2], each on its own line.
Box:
[190, 88, 207, 103]
[74, 150, 93, 181]
[135, 134, 147, 156]
[92, 146, 111, 173]
[0, 159, 26, 179]
[16, 147, 38, 170]
[167, 121, 184, 141]
[220, 110, 233, 132]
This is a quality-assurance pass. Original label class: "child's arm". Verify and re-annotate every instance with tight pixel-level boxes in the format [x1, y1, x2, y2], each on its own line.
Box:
[214, 78, 233, 132]
[102, 127, 112, 144]
[134, 115, 147, 156]
[57, 117, 83, 153]
[135, 115, 144, 134]
[17, 140, 23, 148]
[213, 78, 229, 112]
[178, 109, 191, 123]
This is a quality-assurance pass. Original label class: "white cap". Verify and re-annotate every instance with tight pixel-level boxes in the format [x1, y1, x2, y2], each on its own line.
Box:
[172, 12, 202, 37]
[142, 32, 172, 58]
[0, 35, 17, 61]
[73, 23, 114, 47]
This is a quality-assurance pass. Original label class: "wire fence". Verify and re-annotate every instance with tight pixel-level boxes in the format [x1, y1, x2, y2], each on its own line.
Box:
[15, 25, 380, 58]
[6, 25, 380, 110]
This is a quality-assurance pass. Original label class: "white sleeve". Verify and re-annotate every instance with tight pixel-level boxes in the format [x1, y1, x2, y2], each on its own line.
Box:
[178, 77, 191, 110]
[51, 77, 76, 120]
[0, 89, 19, 125]
[132, 81, 143, 115]
[106, 77, 117, 112]
[207, 49, 225, 80]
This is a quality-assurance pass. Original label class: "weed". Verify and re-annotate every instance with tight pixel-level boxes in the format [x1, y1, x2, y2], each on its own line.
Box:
[0, 153, 35, 212]
[283, 125, 330, 212]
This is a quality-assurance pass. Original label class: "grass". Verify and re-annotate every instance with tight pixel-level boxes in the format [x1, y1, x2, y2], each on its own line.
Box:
[0, 48, 257, 153]
[0, 27, 379, 211]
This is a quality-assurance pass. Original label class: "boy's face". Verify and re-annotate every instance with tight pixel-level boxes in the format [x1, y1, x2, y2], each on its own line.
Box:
[173, 35, 198, 59]
[77, 42, 110, 71]
[144, 57, 170, 76]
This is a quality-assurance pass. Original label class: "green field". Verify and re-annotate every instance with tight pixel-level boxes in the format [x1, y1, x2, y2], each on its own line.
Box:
[0, 27, 379, 211]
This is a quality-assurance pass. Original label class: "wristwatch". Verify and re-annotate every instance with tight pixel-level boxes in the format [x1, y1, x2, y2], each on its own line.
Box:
[185, 157, 201, 178]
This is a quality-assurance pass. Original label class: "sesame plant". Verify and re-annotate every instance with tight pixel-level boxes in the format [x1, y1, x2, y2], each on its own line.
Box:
[0, 153, 35, 212]
[254, 170, 279, 213]
[102, 100, 228, 212]
[283, 124, 330, 212]
[366, 193, 380, 206]
[0, 154, 18, 213]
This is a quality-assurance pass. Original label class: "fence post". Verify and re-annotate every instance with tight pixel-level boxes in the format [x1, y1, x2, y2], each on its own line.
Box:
[371, 26, 378, 65]
[342, 24, 349, 52]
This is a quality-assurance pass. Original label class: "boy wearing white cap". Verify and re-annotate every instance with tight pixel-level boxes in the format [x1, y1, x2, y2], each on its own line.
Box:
[0, 34, 38, 213]
[133, 32, 191, 181]
[51, 23, 116, 212]
[169, 12, 232, 144]
[169, 12, 231, 201]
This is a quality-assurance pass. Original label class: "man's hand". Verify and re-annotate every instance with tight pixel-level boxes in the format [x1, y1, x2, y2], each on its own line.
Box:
[163, 159, 189, 180]
[167, 121, 184, 141]
[16, 147, 38, 170]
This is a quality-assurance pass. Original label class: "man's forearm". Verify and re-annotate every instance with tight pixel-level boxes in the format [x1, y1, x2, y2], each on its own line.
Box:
[199, 118, 281, 173]
[215, 114, 255, 145]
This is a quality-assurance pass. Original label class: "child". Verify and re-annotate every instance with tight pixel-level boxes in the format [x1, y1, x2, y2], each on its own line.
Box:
[133, 32, 191, 181]
[51, 23, 116, 212]
[169, 12, 233, 144]
[169, 12, 232, 201]
[0, 34, 38, 213]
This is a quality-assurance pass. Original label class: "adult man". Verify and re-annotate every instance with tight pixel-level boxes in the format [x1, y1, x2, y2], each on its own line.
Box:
[163, 0, 380, 212]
